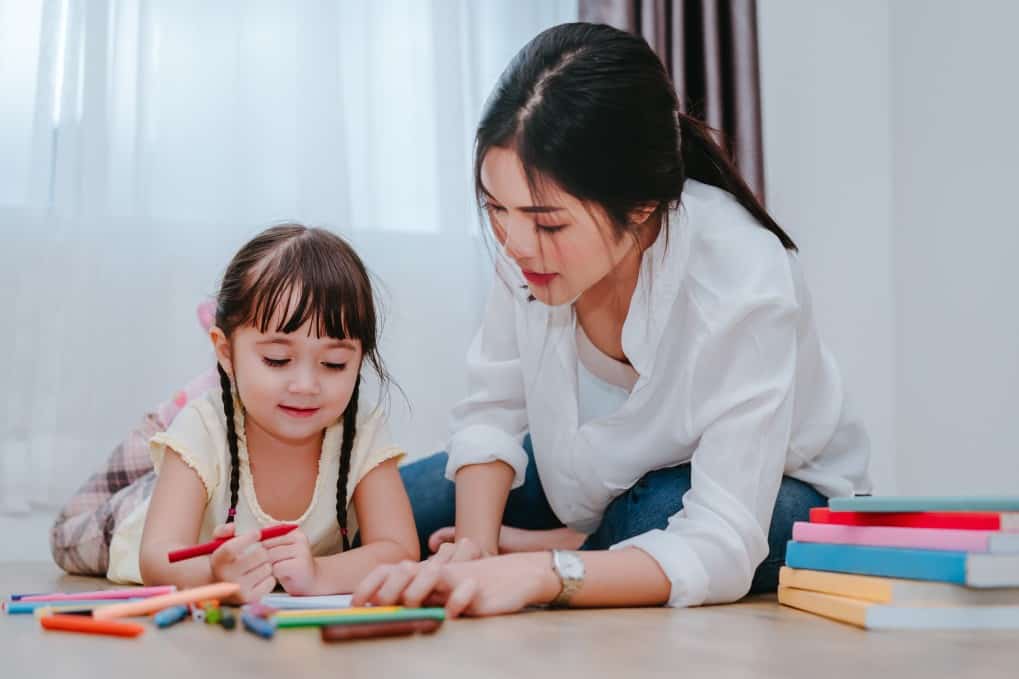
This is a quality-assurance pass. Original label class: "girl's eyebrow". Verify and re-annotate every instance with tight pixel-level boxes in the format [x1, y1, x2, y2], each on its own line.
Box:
[256, 337, 357, 349]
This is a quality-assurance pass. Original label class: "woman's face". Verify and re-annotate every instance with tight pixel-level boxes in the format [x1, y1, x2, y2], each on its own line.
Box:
[480, 147, 639, 307]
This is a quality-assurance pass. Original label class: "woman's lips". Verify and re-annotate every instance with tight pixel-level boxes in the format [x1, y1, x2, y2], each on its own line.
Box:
[523, 271, 558, 286]
[279, 405, 320, 418]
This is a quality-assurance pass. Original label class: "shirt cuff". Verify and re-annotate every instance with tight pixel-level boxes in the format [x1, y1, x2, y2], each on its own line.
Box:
[610, 529, 712, 608]
[445, 424, 529, 489]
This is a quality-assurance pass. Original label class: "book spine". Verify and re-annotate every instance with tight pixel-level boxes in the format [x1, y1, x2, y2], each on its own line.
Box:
[785, 541, 968, 584]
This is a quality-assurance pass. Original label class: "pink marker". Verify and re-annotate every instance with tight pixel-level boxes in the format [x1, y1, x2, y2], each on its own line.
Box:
[21, 586, 178, 603]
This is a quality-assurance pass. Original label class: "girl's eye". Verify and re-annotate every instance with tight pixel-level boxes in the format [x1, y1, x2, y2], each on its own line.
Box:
[322, 362, 347, 371]
[482, 202, 506, 213]
[263, 357, 290, 368]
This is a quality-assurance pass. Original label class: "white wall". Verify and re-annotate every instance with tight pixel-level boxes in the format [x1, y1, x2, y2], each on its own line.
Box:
[759, 0, 1018, 494]
[889, 0, 1019, 494]
[757, 0, 897, 492]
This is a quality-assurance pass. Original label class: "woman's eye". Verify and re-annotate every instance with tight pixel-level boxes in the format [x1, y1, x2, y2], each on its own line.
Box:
[482, 202, 506, 213]
[536, 224, 566, 234]
[322, 362, 347, 371]
[263, 357, 290, 368]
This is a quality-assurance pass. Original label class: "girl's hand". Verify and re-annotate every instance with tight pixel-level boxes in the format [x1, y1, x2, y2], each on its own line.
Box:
[352, 553, 560, 618]
[208, 524, 277, 604]
[264, 526, 319, 596]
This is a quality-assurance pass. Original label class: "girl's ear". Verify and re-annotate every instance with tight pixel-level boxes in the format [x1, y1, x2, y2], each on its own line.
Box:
[628, 202, 659, 226]
[209, 327, 233, 376]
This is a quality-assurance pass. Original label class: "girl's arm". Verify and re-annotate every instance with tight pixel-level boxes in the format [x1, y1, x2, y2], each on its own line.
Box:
[270, 458, 419, 596]
[138, 450, 215, 588]
[139, 450, 277, 603]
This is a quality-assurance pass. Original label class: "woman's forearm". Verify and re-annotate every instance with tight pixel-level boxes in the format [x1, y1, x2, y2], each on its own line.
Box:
[454, 461, 516, 556]
[531, 547, 671, 608]
[312, 540, 416, 594]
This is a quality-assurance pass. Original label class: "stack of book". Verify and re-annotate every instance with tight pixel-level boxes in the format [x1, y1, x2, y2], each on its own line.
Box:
[778, 496, 1019, 629]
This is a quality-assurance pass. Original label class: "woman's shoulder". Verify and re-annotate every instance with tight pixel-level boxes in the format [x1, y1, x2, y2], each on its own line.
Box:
[675, 180, 797, 308]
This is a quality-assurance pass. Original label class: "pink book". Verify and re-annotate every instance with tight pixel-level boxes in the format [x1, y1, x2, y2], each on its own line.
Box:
[793, 522, 1019, 554]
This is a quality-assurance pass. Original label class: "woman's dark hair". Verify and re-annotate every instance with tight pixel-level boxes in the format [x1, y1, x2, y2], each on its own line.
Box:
[215, 224, 387, 551]
[474, 21, 795, 252]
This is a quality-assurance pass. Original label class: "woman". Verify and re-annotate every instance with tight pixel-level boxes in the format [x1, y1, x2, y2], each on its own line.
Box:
[353, 22, 870, 616]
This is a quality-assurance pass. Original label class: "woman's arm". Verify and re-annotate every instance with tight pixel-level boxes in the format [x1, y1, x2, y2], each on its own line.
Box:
[269, 458, 419, 595]
[352, 547, 670, 616]
[452, 461, 516, 557]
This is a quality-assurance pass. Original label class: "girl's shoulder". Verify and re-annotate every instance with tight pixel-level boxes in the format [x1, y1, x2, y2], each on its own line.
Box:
[322, 403, 403, 466]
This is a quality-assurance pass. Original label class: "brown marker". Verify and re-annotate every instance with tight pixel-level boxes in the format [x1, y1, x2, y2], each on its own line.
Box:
[320, 618, 442, 642]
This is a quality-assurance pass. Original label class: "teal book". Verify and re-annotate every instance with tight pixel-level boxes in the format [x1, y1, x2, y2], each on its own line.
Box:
[785, 541, 1019, 587]
[828, 496, 1019, 513]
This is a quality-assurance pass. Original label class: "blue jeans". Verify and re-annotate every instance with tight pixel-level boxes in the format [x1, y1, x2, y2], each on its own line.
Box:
[399, 436, 826, 595]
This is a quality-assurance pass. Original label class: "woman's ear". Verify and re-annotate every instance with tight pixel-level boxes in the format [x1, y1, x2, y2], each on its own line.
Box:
[628, 202, 659, 226]
[209, 327, 232, 376]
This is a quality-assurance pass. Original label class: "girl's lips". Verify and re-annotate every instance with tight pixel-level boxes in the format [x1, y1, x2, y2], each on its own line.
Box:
[523, 271, 558, 286]
[279, 405, 320, 418]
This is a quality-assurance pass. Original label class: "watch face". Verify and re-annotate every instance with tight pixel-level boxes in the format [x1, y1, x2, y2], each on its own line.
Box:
[557, 551, 585, 581]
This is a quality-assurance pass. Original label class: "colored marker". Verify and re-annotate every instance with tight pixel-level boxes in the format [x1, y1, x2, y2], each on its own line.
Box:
[40, 614, 146, 638]
[320, 618, 442, 642]
[241, 611, 276, 639]
[220, 611, 237, 630]
[167, 524, 298, 563]
[275, 607, 445, 629]
[93, 583, 240, 620]
[20, 586, 177, 603]
[154, 605, 189, 628]
[274, 606, 401, 619]
[6, 599, 143, 615]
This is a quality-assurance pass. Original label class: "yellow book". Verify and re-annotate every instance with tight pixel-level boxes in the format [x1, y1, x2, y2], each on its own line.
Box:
[779, 566, 1019, 605]
[778, 586, 1019, 630]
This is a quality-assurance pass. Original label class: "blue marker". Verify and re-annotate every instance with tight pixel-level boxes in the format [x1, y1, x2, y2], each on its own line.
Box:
[154, 604, 189, 628]
[241, 611, 276, 639]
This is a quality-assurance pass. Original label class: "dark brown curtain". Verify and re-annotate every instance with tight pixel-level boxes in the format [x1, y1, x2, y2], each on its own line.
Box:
[578, 0, 766, 201]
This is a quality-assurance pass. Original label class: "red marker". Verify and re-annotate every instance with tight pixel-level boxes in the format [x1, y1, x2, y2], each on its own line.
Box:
[167, 524, 299, 563]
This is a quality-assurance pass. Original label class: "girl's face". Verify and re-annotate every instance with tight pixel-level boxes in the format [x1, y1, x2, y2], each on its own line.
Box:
[480, 147, 639, 307]
[212, 317, 362, 447]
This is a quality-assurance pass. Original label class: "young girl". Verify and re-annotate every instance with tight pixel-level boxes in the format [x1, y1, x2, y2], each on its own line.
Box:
[354, 23, 871, 617]
[65, 224, 418, 602]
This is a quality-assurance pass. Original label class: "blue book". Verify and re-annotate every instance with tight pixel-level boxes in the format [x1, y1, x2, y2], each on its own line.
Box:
[785, 541, 1019, 587]
[828, 496, 1019, 513]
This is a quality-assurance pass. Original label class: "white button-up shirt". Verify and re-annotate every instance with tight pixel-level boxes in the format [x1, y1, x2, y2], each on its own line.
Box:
[445, 180, 871, 607]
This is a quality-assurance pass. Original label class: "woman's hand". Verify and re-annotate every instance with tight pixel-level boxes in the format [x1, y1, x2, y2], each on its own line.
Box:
[428, 533, 487, 563]
[208, 523, 277, 603]
[264, 527, 320, 595]
[429, 525, 587, 555]
[352, 552, 561, 618]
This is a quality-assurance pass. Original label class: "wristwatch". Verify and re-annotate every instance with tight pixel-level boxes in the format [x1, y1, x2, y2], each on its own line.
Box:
[550, 549, 585, 607]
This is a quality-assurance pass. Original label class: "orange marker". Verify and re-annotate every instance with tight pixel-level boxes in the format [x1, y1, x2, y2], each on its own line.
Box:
[40, 614, 145, 638]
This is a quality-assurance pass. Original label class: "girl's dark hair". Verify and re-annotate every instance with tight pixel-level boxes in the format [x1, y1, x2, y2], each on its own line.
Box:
[215, 224, 387, 551]
[474, 22, 795, 252]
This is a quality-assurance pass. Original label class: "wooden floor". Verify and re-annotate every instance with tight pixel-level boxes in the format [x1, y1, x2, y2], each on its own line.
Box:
[2, 561, 1015, 678]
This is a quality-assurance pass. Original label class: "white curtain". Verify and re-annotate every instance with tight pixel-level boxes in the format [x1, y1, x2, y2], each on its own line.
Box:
[0, 0, 578, 514]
